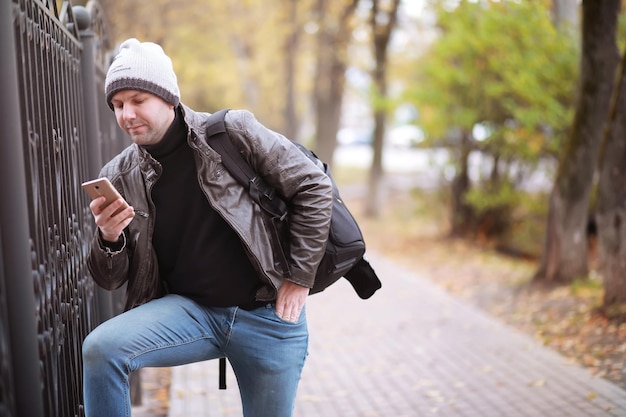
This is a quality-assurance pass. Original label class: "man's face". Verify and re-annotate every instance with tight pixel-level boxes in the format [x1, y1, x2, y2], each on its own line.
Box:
[111, 90, 175, 146]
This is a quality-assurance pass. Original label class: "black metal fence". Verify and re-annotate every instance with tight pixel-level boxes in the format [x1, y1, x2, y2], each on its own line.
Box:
[0, 1, 128, 416]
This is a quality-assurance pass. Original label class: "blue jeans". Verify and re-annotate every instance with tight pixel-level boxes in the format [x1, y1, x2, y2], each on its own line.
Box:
[82, 294, 308, 417]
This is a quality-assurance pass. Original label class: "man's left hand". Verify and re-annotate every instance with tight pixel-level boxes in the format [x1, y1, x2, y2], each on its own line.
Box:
[275, 280, 309, 323]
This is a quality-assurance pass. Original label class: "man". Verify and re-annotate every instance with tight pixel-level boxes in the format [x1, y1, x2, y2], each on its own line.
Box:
[82, 38, 333, 417]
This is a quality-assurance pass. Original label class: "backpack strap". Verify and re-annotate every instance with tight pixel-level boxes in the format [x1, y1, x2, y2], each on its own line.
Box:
[219, 357, 227, 389]
[205, 109, 288, 221]
[204, 108, 291, 276]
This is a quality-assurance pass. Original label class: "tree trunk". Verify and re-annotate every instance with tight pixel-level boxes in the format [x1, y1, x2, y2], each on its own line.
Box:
[534, 0, 621, 284]
[282, 0, 299, 140]
[313, 0, 359, 164]
[449, 131, 474, 236]
[596, 43, 626, 313]
[364, 0, 401, 218]
[366, 105, 386, 217]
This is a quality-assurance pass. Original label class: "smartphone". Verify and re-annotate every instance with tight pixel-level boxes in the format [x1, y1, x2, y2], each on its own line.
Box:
[81, 177, 130, 216]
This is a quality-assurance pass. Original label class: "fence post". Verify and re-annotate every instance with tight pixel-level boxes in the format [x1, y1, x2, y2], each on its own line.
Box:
[74, 5, 115, 321]
[0, 1, 45, 415]
[75, 4, 144, 406]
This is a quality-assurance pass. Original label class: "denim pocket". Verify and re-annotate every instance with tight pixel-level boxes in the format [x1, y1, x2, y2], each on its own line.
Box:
[267, 304, 306, 325]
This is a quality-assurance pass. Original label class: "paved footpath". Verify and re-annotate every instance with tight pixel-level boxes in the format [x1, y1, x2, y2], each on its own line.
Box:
[164, 252, 626, 417]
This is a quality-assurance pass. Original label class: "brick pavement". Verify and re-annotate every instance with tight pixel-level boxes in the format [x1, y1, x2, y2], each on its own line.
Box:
[164, 252, 626, 417]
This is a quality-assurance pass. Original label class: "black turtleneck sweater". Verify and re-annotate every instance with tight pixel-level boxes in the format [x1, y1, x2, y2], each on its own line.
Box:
[143, 107, 263, 308]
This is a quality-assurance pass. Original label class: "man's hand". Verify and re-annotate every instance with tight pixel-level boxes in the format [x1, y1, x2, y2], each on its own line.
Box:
[275, 280, 310, 323]
[89, 196, 135, 242]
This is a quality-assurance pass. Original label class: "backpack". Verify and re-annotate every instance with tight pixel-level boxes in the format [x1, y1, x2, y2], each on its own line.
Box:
[205, 109, 381, 300]
[206, 109, 381, 390]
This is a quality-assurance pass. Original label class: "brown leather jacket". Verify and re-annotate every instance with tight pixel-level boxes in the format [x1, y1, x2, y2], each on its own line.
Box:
[87, 105, 333, 311]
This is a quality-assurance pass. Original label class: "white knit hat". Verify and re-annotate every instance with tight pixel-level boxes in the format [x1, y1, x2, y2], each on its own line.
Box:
[104, 38, 180, 109]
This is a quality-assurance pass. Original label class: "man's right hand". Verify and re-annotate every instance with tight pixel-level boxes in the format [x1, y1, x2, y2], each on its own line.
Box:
[89, 196, 135, 242]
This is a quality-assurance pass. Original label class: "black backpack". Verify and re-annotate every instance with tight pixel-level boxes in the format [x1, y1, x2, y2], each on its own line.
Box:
[205, 109, 381, 299]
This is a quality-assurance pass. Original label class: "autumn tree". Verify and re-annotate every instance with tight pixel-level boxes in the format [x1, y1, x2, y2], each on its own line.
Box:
[596, 43, 626, 316]
[362, 0, 401, 217]
[282, 0, 300, 140]
[534, 0, 621, 284]
[311, 0, 360, 163]
[410, 0, 577, 238]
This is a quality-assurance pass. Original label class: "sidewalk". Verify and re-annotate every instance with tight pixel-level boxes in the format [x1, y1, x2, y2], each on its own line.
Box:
[165, 252, 626, 417]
